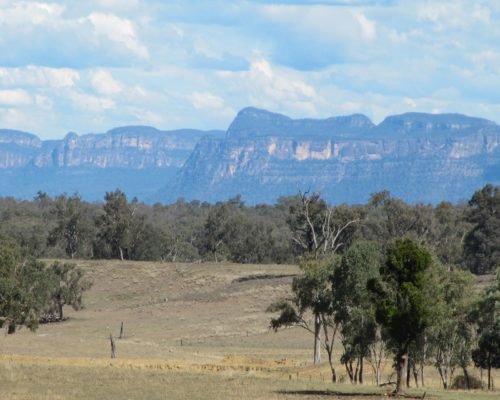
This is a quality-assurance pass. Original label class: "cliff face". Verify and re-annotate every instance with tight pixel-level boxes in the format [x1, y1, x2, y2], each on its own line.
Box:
[0, 129, 42, 168]
[0, 126, 224, 169]
[2, 109, 499, 204]
[157, 108, 500, 204]
[0, 126, 223, 201]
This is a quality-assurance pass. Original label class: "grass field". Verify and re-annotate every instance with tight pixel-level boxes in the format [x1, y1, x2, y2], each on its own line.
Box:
[0, 260, 497, 399]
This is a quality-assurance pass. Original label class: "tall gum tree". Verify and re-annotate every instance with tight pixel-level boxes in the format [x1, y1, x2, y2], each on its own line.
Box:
[368, 239, 437, 394]
[268, 256, 340, 381]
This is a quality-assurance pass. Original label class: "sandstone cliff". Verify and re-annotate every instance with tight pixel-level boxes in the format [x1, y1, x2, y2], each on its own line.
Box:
[157, 108, 500, 204]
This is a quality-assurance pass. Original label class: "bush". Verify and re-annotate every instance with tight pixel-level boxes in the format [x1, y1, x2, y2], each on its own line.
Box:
[450, 374, 483, 390]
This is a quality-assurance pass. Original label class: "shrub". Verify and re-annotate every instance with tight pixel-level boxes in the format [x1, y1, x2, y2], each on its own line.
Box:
[450, 374, 483, 390]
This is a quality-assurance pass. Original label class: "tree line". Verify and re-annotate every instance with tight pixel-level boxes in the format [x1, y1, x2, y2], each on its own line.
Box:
[0, 185, 498, 274]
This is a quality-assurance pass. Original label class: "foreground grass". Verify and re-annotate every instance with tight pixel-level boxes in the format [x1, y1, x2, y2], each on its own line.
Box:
[0, 260, 497, 399]
[1, 360, 498, 400]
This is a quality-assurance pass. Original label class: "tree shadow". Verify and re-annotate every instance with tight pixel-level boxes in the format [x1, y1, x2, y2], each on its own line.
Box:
[275, 390, 426, 399]
[275, 390, 379, 397]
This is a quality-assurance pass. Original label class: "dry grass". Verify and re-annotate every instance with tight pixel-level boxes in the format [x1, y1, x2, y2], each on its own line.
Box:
[0, 259, 497, 399]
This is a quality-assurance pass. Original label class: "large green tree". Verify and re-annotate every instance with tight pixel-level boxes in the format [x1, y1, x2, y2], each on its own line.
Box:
[332, 241, 383, 385]
[470, 270, 500, 389]
[464, 184, 500, 274]
[268, 256, 340, 381]
[427, 269, 476, 389]
[48, 194, 93, 259]
[95, 190, 137, 260]
[0, 235, 52, 333]
[45, 262, 92, 321]
[368, 239, 437, 394]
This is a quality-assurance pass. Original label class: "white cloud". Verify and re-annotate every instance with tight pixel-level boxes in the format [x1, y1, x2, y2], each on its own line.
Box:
[0, 66, 80, 88]
[127, 107, 163, 125]
[0, 1, 64, 26]
[35, 94, 53, 110]
[0, 89, 32, 106]
[0, 1, 499, 137]
[87, 0, 140, 12]
[260, 4, 377, 43]
[219, 58, 318, 116]
[191, 92, 225, 110]
[91, 69, 123, 95]
[88, 12, 149, 59]
[248, 59, 316, 102]
[354, 12, 376, 40]
[68, 91, 115, 113]
[470, 50, 500, 73]
[417, 2, 491, 31]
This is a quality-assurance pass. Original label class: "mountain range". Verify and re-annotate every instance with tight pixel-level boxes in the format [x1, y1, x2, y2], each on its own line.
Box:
[1, 107, 499, 204]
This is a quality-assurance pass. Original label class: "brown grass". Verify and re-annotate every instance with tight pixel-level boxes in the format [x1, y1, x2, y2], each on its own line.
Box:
[0, 259, 497, 399]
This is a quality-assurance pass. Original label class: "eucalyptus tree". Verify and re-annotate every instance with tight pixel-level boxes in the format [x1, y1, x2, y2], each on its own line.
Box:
[471, 270, 500, 389]
[332, 241, 383, 385]
[48, 194, 93, 259]
[0, 235, 52, 333]
[464, 184, 500, 274]
[45, 262, 92, 321]
[95, 189, 138, 261]
[427, 269, 476, 389]
[368, 239, 439, 394]
[268, 256, 340, 381]
[287, 192, 360, 258]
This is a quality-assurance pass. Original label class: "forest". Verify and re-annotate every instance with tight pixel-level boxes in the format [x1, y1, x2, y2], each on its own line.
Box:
[0, 185, 498, 275]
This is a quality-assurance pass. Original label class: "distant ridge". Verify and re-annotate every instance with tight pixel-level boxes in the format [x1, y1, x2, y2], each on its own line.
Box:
[0, 108, 499, 204]
[155, 108, 500, 205]
[0, 126, 224, 200]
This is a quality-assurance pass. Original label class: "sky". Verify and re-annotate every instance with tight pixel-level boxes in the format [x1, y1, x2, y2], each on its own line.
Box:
[1, 0, 500, 139]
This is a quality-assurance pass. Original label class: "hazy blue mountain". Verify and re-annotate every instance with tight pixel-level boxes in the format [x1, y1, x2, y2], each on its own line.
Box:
[1, 109, 499, 204]
[226, 107, 374, 139]
[155, 107, 500, 205]
[0, 126, 224, 201]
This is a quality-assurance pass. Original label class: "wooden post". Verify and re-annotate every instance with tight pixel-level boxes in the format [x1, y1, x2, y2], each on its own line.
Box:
[119, 322, 124, 339]
[110, 333, 116, 358]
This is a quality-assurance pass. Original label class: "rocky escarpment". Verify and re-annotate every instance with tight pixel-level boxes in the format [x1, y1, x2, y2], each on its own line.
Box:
[0, 126, 223, 200]
[2, 108, 499, 204]
[0, 126, 224, 169]
[157, 108, 500, 204]
[0, 129, 42, 168]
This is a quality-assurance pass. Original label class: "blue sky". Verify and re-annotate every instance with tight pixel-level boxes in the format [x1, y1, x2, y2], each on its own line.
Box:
[0, 0, 499, 138]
